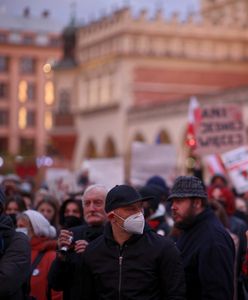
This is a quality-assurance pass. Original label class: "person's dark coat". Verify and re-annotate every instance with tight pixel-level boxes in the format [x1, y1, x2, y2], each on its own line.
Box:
[48, 224, 104, 300]
[77, 223, 186, 300]
[0, 214, 31, 300]
[176, 208, 235, 300]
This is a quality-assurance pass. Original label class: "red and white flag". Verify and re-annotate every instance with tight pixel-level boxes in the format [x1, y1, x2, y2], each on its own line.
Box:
[186, 96, 201, 148]
[205, 154, 226, 176]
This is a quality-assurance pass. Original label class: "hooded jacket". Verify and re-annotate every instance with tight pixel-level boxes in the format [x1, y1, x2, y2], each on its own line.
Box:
[30, 236, 62, 300]
[0, 214, 31, 300]
[77, 223, 186, 300]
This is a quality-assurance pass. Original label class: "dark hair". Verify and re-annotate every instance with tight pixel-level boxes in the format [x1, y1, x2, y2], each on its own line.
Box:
[190, 196, 208, 208]
[5, 194, 27, 213]
[210, 174, 228, 186]
[35, 195, 59, 228]
[209, 200, 229, 228]
[59, 198, 83, 226]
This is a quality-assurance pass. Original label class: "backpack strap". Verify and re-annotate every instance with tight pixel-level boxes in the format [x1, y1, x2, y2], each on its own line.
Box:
[30, 252, 46, 276]
[24, 251, 46, 299]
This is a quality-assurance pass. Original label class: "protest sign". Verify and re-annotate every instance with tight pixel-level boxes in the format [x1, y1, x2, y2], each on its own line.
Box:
[85, 157, 124, 190]
[130, 142, 177, 187]
[221, 146, 248, 194]
[45, 168, 78, 202]
[195, 104, 246, 155]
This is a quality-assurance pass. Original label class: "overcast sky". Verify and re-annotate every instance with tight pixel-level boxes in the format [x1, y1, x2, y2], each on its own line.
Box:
[0, 0, 200, 25]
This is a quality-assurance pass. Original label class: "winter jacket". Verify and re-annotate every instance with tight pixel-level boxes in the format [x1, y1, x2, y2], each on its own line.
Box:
[77, 223, 186, 300]
[48, 224, 104, 300]
[30, 236, 62, 300]
[0, 214, 31, 300]
[176, 208, 235, 300]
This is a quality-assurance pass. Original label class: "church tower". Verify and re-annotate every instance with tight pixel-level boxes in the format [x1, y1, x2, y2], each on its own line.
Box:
[201, 0, 248, 27]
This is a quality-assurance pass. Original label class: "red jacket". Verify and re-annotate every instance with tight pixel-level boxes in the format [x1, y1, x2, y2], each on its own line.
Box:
[30, 236, 62, 300]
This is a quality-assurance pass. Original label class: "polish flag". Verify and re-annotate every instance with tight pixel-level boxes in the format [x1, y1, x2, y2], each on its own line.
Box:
[205, 154, 226, 176]
[186, 96, 201, 148]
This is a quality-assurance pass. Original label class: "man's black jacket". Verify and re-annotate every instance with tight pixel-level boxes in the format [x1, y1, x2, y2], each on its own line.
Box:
[48, 224, 104, 300]
[76, 223, 186, 300]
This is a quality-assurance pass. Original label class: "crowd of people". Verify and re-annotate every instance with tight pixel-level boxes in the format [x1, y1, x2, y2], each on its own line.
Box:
[0, 172, 248, 300]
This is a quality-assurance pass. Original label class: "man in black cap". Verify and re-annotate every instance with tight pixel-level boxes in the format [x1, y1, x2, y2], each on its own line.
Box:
[0, 186, 31, 300]
[169, 176, 235, 300]
[76, 184, 185, 300]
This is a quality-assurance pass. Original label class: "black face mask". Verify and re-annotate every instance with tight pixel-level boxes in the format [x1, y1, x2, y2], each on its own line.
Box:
[7, 214, 17, 227]
[63, 216, 82, 229]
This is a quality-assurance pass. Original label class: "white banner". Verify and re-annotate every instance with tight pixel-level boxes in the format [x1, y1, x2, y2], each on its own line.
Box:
[130, 142, 177, 187]
[221, 146, 248, 194]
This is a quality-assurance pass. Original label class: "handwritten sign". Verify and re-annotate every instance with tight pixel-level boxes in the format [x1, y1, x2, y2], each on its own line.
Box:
[221, 146, 248, 194]
[195, 104, 246, 155]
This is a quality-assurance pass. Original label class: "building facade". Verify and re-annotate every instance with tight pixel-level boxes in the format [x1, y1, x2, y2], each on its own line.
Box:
[0, 8, 62, 172]
[52, 0, 248, 175]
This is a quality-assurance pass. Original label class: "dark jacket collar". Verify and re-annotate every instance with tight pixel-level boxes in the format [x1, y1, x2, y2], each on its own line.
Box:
[183, 206, 215, 231]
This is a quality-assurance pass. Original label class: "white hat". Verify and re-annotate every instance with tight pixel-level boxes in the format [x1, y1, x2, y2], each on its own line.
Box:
[24, 210, 56, 239]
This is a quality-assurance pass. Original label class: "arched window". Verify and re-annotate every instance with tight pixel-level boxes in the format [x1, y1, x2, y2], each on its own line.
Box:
[85, 139, 97, 158]
[155, 129, 171, 144]
[104, 137, 117, 158]
[133, 132, 146, 142]
[58, 90, 70, 114]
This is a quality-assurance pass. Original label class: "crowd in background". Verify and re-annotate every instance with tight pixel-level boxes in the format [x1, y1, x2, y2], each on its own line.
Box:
[0, 171, 248, 300]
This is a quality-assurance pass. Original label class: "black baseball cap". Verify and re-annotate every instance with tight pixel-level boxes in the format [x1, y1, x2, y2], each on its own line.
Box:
[105, 185, 154, 213]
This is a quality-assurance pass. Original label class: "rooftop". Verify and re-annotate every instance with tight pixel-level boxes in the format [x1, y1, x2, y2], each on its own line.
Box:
[0, 10, 63, 34]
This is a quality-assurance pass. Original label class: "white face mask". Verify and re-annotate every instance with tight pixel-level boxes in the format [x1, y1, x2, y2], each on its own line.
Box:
[114, 212, 145, 235]
[16, 227, 28, 236]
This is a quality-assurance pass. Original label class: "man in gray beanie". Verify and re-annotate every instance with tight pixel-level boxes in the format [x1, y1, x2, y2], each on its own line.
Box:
[0, 186, 31, 300]
[169, 176, 235, 300]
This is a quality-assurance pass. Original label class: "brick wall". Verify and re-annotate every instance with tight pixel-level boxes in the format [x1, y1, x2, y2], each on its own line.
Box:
[133, 67, 248, 105]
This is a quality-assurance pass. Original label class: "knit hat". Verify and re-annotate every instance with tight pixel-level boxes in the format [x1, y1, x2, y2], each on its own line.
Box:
[146, 176, 170, 197]
[168, 176, 207, 201]
[105, 185, 153, 213]
[146, 176, 167, 189]
[24, 210, 56, 239]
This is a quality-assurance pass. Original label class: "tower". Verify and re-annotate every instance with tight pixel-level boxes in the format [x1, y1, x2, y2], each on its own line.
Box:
[201, 0, 248, 27]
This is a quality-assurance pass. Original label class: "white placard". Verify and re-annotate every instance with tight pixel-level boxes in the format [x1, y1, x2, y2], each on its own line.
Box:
[85, 157, 124, 190]
[221, 146, 248, 194]
[45, 168, 78, 202]
[130, 142, 177, 187]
